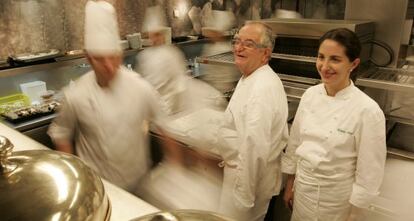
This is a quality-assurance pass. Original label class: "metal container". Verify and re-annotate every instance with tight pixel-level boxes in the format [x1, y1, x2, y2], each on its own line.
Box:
[130, 210, 235, 221]
[0, 135, 111, 221]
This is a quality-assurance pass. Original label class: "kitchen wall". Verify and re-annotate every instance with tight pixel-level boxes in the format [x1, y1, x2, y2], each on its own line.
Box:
[0, 0, 345, 61]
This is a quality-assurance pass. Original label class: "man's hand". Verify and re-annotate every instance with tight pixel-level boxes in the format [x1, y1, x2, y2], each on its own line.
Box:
[346, 205, 366, 221]
[54, 139, 74, 155]
[283, 174, 295, 211]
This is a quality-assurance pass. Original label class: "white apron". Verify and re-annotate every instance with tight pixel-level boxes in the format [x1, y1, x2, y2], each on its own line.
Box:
[291, 159, 353, 221]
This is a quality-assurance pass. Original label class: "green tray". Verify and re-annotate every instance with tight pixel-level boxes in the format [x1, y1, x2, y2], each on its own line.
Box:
[0, 94, 30, 114]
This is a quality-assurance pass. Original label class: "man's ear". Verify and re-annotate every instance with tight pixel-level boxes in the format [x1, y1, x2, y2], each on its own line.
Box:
[264, 48, 272, 62]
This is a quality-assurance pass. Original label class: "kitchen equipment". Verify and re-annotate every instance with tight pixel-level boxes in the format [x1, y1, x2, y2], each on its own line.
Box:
[126, 33, 142, 49]
[120, 40, 130, 50]
[20, 80, 47, 104]
[260, 18, 374, 82]
[0, 93, 30, 114]
[0, 59, 9, 70]
[8, 49, 62, 65]
[1, 101, 60, 123]
[0, 135, 111, 220]
[130, 210, 235, 221]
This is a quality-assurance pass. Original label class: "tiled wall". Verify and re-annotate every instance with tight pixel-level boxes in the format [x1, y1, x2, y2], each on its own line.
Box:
[0, 0, 345, 61]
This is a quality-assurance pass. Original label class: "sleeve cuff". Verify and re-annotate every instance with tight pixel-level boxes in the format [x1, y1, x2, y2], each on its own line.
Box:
[281, 153, 297, 174]
[349, 183, 379, 208]
[47, 123, 72, 142]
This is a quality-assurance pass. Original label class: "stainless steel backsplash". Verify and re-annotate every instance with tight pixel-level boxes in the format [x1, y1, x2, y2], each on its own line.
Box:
[1, 0, 343, 61]
[0, 0, 149, 61]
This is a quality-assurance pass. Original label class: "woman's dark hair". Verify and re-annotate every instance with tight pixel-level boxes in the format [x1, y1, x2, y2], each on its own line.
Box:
[319, 28, 361, 62]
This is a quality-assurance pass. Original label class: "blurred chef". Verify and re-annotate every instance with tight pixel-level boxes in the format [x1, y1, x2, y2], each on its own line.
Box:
[48, 0, 168, 193]
[199, 10, 241, 95]
[135, 5, 226, 211]
[136, 6, 227, 116]
[216, 22, 289, 221]
[282, 28, 386, 221]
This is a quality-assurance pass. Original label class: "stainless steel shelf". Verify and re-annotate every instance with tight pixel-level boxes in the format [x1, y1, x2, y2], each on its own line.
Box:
[271, 53, 317, 63]
[2, 113, 57, 132]
[196, 51, 235, 66]
[387, 147, 414, 161]
[283, 82, 309, 100]
[0, 49, 141, 78]
[356, 67, 414, 92]
[386, 114, 414, 127]
[278, 73, 320, 85]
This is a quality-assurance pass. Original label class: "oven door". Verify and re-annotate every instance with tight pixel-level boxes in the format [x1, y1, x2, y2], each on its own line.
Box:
[22, 123, 54, 148]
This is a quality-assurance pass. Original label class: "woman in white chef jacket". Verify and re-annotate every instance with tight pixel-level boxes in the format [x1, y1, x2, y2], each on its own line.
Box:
[282, 28, 387, 221]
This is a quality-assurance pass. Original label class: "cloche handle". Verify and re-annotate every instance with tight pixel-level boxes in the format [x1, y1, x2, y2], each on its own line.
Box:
[0, 135, 17, 174]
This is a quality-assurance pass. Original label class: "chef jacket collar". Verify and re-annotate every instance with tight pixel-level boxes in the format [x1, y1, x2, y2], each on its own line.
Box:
[239, 64, 269, 82]
[320, 80, 355, 100]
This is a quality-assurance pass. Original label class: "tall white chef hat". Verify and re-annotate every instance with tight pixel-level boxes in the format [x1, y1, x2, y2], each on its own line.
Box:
[142, 5, 168, 33]
[84, 0, 121, 55]
[201, 10, 235, 35]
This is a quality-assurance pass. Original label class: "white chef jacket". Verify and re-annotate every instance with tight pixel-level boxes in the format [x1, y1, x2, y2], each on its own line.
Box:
[217, 64, 289, 221]
[136, 45, 189, 114]
[136, 44, 227, 117]
[282, 82, 386, 210]
[48, 66, 165, 193]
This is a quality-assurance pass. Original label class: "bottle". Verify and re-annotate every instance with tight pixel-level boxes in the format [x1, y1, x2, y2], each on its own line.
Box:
[193, 57, 200, 77]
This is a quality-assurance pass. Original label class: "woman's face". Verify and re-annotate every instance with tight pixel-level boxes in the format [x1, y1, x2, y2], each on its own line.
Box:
[316, 39, 360, 89]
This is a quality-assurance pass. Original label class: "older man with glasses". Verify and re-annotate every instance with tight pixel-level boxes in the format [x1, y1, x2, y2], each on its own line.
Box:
[216, 22, 289, 221]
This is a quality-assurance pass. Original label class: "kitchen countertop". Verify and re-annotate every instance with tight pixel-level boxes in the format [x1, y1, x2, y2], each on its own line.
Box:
[0, 122, 160, 221]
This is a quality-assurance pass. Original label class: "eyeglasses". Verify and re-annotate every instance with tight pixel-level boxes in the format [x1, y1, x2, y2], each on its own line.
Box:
[231, 38, 266, 49]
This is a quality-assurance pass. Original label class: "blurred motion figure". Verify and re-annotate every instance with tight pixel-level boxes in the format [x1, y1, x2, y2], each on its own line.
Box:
[136, 6, 227, 116]
[48, 1, 167, 193]
[135, 5, 226, 211]
[199, 10, 240, 95]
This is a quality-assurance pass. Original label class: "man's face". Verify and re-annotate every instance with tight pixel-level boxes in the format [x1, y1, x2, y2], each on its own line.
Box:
[87, 54, 122, 84]
[149, 31, 165, 46]
[232, 24, 270, 76]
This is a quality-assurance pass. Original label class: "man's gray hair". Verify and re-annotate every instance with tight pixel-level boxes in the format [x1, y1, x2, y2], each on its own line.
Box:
[245, 21, 275, 50]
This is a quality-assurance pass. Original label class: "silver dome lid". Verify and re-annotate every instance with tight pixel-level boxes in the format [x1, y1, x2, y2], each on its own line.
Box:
[0, 135, 111, 221]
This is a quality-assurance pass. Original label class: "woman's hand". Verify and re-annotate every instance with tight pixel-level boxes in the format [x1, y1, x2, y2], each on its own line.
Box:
[283, 174, 295, 210]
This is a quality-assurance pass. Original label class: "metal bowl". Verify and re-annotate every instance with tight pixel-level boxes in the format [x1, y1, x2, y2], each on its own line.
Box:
[0, 136, 110, 221]
[130, 209, 235, 221]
